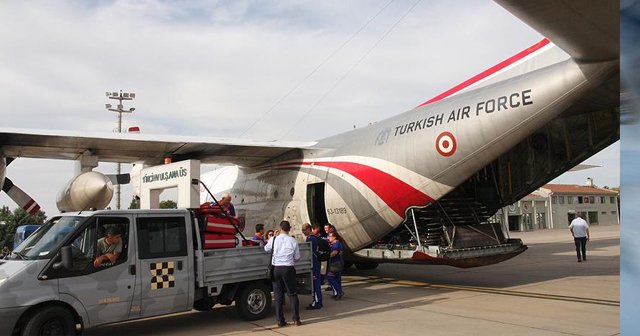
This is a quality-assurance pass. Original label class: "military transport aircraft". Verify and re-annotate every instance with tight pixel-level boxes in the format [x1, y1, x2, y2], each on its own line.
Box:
[0, 0, 619, 268]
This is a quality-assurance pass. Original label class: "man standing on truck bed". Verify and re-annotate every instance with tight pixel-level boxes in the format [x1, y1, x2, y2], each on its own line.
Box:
[265, 220, 302, 327]
[217, 193, 236, 217]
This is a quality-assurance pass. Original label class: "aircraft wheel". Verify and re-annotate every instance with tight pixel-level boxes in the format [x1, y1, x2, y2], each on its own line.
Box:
[354, 261, 379, 270]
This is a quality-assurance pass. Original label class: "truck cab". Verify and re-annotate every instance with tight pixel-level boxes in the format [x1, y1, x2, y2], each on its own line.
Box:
[0, 209, 311, 335]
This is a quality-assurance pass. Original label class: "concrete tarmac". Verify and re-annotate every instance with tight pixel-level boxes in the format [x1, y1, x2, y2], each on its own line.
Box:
[87, 225, 619, 336]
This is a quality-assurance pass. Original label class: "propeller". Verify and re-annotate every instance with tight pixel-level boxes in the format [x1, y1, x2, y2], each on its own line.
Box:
[1, 157, 42, 215]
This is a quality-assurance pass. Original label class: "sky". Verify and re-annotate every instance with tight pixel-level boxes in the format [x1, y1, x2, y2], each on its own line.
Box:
[0, 0, 619, 215]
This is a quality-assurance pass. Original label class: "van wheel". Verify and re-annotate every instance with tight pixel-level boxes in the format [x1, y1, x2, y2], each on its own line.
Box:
[193, 297, 215, 311]
[235, 282, 271, 321]
[22, 306, 76, 336]
[355, 261, 379, 270]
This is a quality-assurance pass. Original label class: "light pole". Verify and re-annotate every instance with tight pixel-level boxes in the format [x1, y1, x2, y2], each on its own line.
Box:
[105, 90, 136, 209]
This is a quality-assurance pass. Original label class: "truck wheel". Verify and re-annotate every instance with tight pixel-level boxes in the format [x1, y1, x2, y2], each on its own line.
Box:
[22, 306, 76, 336]
[355, 261, 379, 270]
[235, 282, 271, 321]
[193, 297, 215, 311]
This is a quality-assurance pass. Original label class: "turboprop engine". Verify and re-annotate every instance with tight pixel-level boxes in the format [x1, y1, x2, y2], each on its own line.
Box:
[56, 171, 114, 212]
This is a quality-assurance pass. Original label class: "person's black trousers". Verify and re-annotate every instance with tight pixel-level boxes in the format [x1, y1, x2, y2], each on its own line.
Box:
[272, 266, 300, 322]
[574, 237, 587, 261]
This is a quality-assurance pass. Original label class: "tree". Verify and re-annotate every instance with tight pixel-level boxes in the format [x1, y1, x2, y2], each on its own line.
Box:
[0, 206, 47, 249]
[128, 196, 140, 209]
[160, 200, 177, 209]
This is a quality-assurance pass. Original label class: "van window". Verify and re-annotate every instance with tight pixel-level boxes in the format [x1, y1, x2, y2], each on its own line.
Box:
[137, 217, 187, 259]
[50, 216, 130, 278]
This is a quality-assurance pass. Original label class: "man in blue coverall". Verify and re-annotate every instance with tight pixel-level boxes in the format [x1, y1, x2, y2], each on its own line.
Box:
[302, 223, 323, 309]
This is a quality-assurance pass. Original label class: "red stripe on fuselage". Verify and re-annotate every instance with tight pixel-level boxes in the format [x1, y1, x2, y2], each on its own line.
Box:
[416, 38, 551, 108]
[282, 161, 433, 217]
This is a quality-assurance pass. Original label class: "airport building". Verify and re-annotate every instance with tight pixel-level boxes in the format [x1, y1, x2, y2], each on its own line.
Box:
[496, 179, 619, 232]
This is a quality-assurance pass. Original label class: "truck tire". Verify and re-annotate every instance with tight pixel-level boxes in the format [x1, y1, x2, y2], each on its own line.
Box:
[355, 261, 379, 270]
[235, 282, 271, 321]
[22, 306, 76, 336]
[193, 297, 215, 311]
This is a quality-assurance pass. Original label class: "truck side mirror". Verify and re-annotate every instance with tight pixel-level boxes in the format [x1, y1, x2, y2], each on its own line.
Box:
[53, 246, 72, 270]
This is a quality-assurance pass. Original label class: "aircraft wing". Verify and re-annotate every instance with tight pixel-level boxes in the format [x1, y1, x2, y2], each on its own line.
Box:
[0, 128, 317, 167]
[495, 0, 619, 62]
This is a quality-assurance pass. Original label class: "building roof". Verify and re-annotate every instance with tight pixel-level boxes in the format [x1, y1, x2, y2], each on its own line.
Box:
[524, 192, 546, 199]
[542, 184, 618, 195]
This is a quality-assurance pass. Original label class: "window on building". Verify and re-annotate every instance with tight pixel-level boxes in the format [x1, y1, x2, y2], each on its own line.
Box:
[558, 196, 565, 204]
[601, 211, 607, 215]
[612, 211, 617, 215]
[578, 196, 584, 204]
[600, 197, 606, 204]
[588, 211, 598, 225]
[610, 197, 616, 204]
[589, 196, 595, 204]
[567, 196, 573, 204]
[552, 196, 557, 204]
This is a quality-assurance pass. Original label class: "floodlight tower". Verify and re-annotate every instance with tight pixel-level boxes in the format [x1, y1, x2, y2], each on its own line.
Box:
[105, 90, 136, 209]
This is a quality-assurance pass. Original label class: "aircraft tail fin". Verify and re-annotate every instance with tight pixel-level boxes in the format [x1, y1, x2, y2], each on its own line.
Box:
[417, 38, 568, 108]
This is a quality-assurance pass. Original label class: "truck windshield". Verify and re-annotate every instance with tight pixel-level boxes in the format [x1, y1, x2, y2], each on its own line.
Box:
[12, 216, 86, 260]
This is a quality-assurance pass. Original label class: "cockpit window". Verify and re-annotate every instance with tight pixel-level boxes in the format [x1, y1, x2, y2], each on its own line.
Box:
[13, 216, 86, 260]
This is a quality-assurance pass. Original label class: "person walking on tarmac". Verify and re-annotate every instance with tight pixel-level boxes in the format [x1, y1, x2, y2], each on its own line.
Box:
[264, 221, 302, 327]
[569, 214, 590, 262]
[327, 232, 345, 300]
[302, 223, 323, 310]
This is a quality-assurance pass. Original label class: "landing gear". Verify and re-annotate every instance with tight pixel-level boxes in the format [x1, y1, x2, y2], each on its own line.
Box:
[354, 261, 379, 270]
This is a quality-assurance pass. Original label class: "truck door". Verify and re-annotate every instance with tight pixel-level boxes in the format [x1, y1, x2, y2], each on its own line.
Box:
[132, 214, 191, 317]
[57, 215, 136, 325]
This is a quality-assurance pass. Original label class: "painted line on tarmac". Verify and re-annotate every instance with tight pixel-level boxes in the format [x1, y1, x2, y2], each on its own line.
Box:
[343, 275, 619, 307]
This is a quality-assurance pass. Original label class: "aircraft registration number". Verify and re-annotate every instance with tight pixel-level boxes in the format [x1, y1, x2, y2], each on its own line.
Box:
[327, 207, 347, 215]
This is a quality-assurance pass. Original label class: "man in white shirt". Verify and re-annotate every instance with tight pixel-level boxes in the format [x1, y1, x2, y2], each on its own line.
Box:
[569, 214, 590, 262]
[264, 220, 302, 327]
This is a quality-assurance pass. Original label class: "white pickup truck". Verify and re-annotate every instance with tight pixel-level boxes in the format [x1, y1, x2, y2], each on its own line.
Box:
[0, 209, 312, 335]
